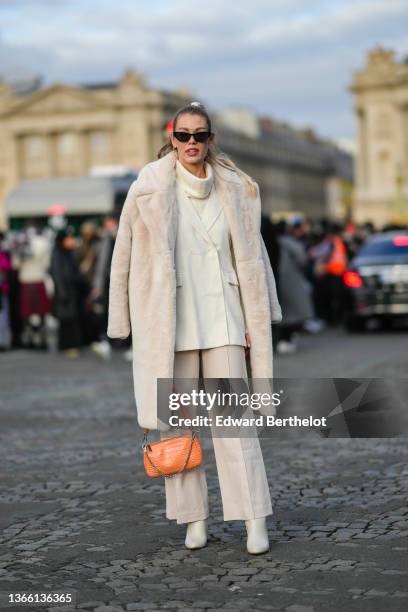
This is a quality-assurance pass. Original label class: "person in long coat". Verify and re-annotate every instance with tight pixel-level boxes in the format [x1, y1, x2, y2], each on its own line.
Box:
[0, 231, 12, 350]
[49, 228, 87, 357]
[107, 102, 282, 554]
[75, 221, 100, 346]
[12, 222, 52, 349]
[276, 224, 315, 353]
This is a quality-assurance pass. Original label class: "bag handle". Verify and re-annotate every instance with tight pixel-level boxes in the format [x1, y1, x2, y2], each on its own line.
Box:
[142, 419, 195, 448]
[142, 427, 150, 448]
[142, 384, 194, 445]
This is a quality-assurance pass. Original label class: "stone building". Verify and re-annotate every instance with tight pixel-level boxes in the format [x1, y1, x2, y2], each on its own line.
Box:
[350, 47, 408, 226]
[215, 111, 353, 221]
[0, 70, 190, 229]
[0, 69, 353, 229]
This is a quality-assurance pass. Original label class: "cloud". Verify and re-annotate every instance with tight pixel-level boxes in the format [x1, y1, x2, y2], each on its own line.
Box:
[246, 0, 408, 48]
[0, 0, 60, 5]
[0, 0, 407, 139]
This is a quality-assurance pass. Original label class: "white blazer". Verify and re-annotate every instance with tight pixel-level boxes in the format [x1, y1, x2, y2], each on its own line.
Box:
[174, 163, 247, 351]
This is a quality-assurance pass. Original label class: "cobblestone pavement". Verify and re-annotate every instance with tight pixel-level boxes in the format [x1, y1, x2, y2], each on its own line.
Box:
[1, 329, 408, 612]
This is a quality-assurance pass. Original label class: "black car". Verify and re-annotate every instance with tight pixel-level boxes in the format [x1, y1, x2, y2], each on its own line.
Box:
[343, 231, 408, 331]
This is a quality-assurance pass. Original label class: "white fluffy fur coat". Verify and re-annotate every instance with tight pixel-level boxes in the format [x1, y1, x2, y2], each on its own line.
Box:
[107, 150, 282, 430]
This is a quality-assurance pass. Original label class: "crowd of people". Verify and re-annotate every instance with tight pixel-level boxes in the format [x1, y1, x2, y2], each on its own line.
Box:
[262, 215, 376, 354]
[0, 215, 132, 360]
[0, 212, 379, 357]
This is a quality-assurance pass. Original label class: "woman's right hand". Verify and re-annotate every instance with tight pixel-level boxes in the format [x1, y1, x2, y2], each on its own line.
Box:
[245, 332, 251, 355]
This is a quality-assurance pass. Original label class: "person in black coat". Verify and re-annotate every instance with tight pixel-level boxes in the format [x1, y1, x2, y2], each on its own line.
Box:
[49, 227, 87, 356]
[261, 215, 282, 352]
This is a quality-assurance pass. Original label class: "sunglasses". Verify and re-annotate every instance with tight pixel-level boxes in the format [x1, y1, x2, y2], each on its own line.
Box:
[173, 131, 212, 143]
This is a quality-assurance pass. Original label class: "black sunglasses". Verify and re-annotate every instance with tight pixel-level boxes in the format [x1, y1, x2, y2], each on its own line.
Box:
[173, 131, 212, 143]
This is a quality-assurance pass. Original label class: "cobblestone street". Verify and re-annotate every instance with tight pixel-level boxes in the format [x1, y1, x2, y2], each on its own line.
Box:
[1, 328, 408, 611]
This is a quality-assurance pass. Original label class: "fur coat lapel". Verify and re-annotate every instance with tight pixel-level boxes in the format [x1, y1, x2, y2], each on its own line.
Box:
[133, 149, 261, 265]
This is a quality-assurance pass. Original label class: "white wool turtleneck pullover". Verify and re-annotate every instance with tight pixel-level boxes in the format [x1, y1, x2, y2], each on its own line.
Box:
[175, 159, 213, 217]
[174, 159, 248, 351]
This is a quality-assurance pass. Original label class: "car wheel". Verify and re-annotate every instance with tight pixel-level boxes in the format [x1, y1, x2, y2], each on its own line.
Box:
[345, 315, 366, 333]
[380, 316, 393, 331]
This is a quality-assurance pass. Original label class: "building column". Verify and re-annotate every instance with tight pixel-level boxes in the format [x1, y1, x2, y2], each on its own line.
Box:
[46, 132, 57, 177]
[394, 105, 407, 184]
[77, 130, 89, 175]
[355, 108, 368, 192]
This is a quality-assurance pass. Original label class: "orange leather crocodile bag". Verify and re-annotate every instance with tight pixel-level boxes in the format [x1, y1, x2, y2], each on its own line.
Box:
[142, 427, 203, 478]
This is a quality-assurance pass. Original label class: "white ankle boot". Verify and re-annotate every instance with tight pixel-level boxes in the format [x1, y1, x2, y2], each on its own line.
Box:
[185, 519, 208, 549]
[245, 517, 269, 554]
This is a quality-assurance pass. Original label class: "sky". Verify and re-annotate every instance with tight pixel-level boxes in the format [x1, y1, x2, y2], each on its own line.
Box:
[0, 0, 407, 142]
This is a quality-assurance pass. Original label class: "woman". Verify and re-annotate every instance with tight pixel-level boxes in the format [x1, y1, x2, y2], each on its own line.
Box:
[49, 227, 87, 357]
[75, 221, 100, 346]
[107, 102, 282, 554]
[12, 222, 52, 349]
[0, 231, 12, 350]
[275, 220, 315, 354]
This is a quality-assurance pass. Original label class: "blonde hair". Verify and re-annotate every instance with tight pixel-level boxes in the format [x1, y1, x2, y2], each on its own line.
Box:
[158, 102, 258, 198]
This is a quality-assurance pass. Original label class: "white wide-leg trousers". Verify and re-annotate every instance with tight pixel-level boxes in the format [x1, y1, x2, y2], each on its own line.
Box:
[160, 345, 273, 524]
